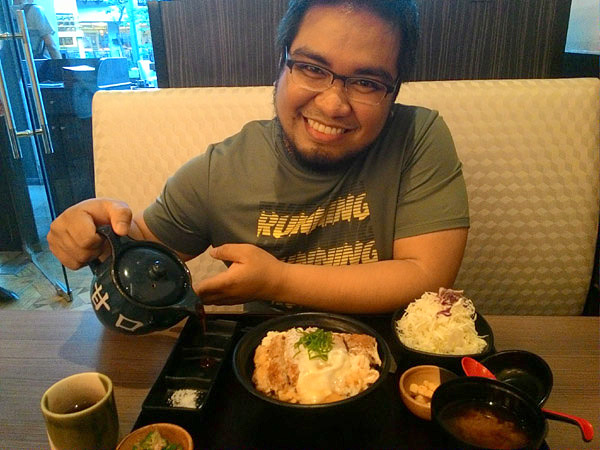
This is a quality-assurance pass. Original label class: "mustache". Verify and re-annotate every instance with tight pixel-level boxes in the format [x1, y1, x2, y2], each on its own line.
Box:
[274, 118, 364, 174]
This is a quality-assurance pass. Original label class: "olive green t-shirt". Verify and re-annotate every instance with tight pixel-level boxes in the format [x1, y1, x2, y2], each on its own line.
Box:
[144, 104, 469, 264]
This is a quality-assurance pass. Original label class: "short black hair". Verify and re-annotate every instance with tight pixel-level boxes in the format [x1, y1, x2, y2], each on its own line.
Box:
[276, 0, 419, 87]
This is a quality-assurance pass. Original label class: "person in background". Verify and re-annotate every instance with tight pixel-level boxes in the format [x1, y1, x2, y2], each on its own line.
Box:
[12, 0, 61, 59]
[47, 0, 470, 313]
[0, 1, 60, 121]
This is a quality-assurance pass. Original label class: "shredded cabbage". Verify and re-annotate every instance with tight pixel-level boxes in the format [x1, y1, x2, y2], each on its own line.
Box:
[396, 288, 487, 355]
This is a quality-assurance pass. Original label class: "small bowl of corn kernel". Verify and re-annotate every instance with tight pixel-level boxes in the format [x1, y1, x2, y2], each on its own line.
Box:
[398, 365, 457, 420]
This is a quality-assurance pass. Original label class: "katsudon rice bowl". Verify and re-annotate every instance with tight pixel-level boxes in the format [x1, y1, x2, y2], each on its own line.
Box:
[233, 313, 391, 411]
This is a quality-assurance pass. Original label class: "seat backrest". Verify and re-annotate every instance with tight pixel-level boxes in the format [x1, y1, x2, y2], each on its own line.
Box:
[92, 78, 600, 314]
[397, 79, 599, 314]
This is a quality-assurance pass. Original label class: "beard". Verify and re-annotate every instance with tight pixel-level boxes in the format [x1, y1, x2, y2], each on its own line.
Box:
[275, 117, 366, 173]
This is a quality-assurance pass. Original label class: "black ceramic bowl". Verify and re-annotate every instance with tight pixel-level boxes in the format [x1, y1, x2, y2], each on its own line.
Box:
[233, 312, 391, 411]
[481, 350, 553, 407]
[390, 307, 494, 373]
[431, 377, 547, 450]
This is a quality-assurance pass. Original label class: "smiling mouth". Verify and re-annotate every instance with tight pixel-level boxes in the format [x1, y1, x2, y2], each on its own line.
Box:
[306, 118, 348, 135]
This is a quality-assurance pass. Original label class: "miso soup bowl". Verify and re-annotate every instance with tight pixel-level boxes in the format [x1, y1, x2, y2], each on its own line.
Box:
[431, 377, 547, 450]
[233, 312, 391, 413]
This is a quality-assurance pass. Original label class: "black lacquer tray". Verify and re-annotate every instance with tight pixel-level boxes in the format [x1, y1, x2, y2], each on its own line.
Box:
[136, 317, 238, 426]
[134, 314, 551, 450]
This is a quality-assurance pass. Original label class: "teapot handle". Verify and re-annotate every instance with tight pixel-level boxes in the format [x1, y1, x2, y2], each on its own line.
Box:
[88, 225, 127, 274]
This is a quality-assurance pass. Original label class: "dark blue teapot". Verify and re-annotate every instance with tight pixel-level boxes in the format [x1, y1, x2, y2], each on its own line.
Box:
[89, 225, 204, 334]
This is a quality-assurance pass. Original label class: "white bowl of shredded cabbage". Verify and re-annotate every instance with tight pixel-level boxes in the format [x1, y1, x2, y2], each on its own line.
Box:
[391, 289, 493, 370]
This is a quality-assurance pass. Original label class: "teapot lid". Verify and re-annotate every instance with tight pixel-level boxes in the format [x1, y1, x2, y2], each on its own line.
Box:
[114, 245, 189, 307]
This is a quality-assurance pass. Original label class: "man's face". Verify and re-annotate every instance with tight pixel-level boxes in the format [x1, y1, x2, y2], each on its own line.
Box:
[275, 5, 401, 170]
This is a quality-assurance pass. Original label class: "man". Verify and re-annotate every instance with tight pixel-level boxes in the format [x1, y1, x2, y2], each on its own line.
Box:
[13, 0, 62, 59]
[0, 0, 60, 116]
[48, 0, 469, 313]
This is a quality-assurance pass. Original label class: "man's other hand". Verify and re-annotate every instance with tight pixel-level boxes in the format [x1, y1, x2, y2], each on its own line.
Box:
[194, 243, 286, 305]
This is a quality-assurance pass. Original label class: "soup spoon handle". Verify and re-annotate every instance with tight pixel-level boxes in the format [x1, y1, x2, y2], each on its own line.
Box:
[542, 408, 594, 442]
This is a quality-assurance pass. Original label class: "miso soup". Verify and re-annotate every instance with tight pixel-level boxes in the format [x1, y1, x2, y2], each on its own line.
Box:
[440, 402, 531, 449]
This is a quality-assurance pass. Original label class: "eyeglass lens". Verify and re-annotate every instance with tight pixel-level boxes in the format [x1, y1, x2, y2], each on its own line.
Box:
[290, 63, 388, 105]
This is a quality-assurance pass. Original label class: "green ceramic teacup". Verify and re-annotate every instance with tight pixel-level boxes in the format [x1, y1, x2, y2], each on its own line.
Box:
[41, 372, 119, 450]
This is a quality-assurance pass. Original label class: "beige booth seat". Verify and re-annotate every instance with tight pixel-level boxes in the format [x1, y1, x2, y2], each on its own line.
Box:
[92, 78, 599, 315]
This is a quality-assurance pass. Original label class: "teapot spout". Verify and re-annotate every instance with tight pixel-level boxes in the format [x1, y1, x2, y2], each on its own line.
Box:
[174, 290, 204, 314]
[173, 290, 206, 332]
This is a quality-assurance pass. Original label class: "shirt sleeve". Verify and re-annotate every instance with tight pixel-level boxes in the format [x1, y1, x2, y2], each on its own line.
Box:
[26, 5, 54, 36]
[143, 151, 213, 255]
[394, 109, 470, 239]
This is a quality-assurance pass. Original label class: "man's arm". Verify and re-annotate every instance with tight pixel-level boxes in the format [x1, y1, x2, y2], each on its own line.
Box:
[42, 33, 61, 59]
[25, 5, 61, 59]
[132, 212, 196, 261]
[195, 227, 468, 313]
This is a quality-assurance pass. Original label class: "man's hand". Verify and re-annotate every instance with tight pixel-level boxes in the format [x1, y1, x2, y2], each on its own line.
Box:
[194, 244, 287, 305]
[195, 228, 468, 313]
[47, 198, 133, 270]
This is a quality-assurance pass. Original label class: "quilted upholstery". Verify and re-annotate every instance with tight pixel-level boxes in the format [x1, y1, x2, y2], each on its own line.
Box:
[92, 79, 599, 315]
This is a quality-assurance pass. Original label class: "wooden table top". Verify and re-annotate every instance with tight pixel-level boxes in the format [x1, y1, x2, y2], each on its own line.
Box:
[1, 311, 598, 449]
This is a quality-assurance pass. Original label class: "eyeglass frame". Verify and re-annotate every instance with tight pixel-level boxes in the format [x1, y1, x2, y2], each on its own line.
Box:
[283, 48, 398, 105]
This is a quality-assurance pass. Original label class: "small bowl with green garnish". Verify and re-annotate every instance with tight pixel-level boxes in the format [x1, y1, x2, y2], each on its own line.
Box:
[233, 312, 391, 412]
[116, 423, 193, 450]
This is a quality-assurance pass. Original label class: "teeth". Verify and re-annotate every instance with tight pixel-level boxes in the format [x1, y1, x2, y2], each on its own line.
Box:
[307, 118, 345, 135]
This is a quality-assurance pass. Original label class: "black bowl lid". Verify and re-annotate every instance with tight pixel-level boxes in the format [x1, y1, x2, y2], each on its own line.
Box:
[481, 350, 553, 406]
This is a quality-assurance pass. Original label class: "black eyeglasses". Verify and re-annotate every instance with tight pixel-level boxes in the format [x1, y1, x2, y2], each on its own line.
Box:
[284, 49, 397, 106]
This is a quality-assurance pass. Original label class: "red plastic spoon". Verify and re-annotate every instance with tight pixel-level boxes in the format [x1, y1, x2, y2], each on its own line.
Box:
[461, 357, 594, 442]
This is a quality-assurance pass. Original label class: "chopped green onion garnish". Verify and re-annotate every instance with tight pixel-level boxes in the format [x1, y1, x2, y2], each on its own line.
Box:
[294, 328, 333, 360]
